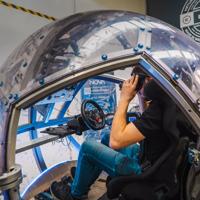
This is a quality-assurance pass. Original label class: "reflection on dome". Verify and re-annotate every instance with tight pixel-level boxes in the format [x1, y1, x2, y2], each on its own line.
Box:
[0, 11, 199, 104]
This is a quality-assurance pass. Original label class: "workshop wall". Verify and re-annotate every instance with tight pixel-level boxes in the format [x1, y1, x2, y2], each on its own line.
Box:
[146, 0, 200, 43]
[0, 0, 146, 68]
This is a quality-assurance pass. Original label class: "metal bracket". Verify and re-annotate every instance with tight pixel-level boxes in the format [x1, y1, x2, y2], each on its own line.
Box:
[0, 164, 22, 191]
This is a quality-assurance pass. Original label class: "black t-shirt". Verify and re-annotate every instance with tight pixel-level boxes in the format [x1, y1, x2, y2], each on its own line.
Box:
[133, 100, 170, 164]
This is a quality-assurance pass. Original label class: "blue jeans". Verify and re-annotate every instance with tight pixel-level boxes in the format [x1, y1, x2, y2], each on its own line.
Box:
[71, 133, 141, 198]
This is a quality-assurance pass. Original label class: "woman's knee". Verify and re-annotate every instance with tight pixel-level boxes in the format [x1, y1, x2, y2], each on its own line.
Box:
[80, 139, 97, 153]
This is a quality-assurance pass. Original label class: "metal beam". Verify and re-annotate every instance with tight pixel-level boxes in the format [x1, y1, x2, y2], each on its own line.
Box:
[17, 117, 71, 134]
[58, 81, 86, 118]
[29, 107, 47, 172]
[16, 135, 59, 154]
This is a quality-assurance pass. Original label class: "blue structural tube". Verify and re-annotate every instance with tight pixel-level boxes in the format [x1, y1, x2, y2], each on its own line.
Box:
[29, 107, 47, 171]
[18, 78, 118, 172]
[67, 135, 81, 151]
[44, 103, 55, 123]
[58, 81, 86, 118]
[20, 81, 86, 172]
[17, 117, 73, 134]
[94, 75, 122, 84]
[20, 76, 119, 198]
[2, 191, 9, 200]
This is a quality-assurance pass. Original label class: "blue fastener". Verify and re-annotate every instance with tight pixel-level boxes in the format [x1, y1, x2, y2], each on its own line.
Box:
[173, 74, 179, 81]
[138, 43, 144, 49]
[4, 101, 8, 106]
[146, 47, 151, 51]
[133, 47, 139, 52]
[140, 27, 145, 31]
[101, 54, 108, 61]
[47, 95, 52, 100]
[8, 94, 13, 99]
[23, 62, 27, 67]
[188, 151, 194, 164]
[39, 79, 45, 85]
[40, 35, 45, 40]
[14, 94, 19, 100]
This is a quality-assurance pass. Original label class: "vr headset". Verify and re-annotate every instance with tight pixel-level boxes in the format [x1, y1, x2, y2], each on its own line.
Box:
[119, 66, 149, 92]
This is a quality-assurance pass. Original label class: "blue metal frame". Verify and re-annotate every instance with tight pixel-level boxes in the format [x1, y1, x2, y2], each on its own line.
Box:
[94, 75, 122, 84]
[19, 73, 124, 198]
[18, 81, 86, 172]
[29, 107, 47, 171]
[43, 103, 55, 123]
[58, 81, 86, 118]
[17, 77, 120, 172]
[17, 117, 72, 134]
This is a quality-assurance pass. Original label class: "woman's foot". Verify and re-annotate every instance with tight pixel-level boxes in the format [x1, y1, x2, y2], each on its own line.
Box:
[50, 176, 73, 200]
[50, 175, 88, 200]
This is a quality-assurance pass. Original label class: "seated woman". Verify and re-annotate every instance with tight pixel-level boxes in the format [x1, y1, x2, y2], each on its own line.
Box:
[50, 75, 171, 200]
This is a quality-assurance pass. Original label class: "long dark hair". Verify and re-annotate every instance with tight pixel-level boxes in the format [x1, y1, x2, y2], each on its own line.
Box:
[143, 80, 168, 103]
[144, 80, 180, 139]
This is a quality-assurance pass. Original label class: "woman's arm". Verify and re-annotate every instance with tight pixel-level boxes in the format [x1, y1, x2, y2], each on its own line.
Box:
[110, 76, 145, 149]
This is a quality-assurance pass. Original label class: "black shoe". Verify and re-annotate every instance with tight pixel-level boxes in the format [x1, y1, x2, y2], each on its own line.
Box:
[70, 167, 76, 179]
[50, 176, 73, 200]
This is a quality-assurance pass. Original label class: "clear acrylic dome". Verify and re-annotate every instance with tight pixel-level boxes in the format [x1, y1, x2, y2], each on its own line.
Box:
[1, 10, 200, 103]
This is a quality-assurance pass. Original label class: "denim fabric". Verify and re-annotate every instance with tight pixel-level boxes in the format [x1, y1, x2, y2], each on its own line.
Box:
[71, 133, 141, 198]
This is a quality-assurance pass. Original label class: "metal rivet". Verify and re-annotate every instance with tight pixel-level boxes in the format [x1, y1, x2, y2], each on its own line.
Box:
[14, 94, 19, 100]
[39, 79, 45, 85]
[173, 74, 180, 81]
[138, 43, 144, 49]
[40, 35, 45, 40]
[47, 95, 52, 100]
[140, 27, 145, 31]
[146, 47, 151, 51]
[101, 54, 108, 61]
[4, 101, 8, 106]
[23, 62, 27, 67]
[133, 47, 139, 52]
[8, 94, 13, 99]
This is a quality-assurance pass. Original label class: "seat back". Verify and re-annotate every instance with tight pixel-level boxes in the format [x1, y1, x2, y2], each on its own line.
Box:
[175, 137, 190, 200]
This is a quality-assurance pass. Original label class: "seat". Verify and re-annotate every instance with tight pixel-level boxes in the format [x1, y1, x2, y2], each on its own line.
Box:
[105, 94, 190, 200]
[105, 136, 189, 200]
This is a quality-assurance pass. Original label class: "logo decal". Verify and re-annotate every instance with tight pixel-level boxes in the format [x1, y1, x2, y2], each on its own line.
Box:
[180, 0, 200, 43]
